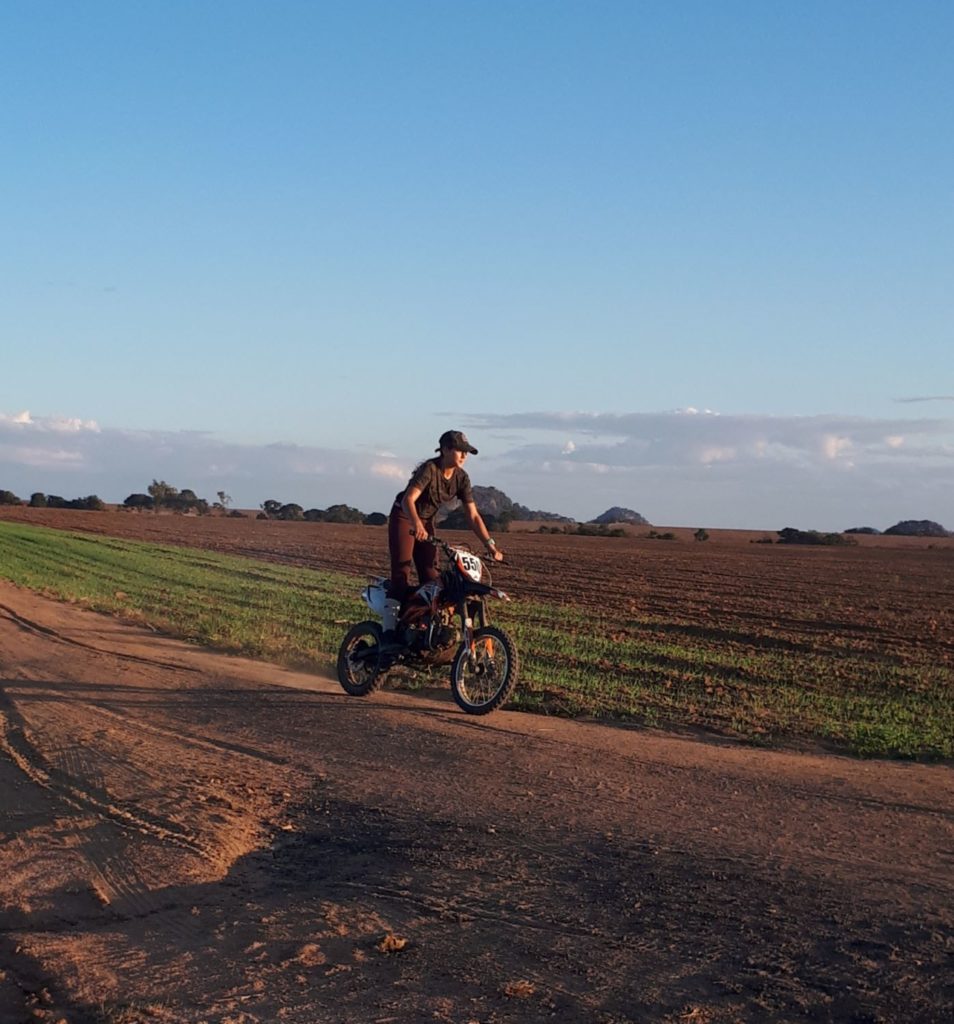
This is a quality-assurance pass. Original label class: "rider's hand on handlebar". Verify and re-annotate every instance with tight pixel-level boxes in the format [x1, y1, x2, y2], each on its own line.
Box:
[411, 522, 430, 542]
[487, 545, 504, 562]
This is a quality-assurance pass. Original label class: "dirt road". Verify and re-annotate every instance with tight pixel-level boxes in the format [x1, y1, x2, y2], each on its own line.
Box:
[1, 581, 952, 1023]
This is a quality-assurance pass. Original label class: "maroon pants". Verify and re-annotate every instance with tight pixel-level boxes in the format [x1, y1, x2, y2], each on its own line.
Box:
[388, 506, 439, 602]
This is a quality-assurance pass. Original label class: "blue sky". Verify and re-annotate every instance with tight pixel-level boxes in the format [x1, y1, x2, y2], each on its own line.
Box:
[2, 1, 952, 528]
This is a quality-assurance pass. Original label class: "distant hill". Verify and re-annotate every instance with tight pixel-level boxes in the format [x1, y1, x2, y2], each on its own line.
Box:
[510, 502, 574, 523]
[441, 485, 569, 523]
[589, 507, 650, 526]
[883, 519, 949, 537]
[845, 527, 881, 535]
[468, 486, 513, 517]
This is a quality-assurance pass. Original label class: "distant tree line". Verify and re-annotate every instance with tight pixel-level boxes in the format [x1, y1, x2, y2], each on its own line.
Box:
[0, 479, 389, 525]
[536, 522, 626, 537]
[775, 520, 950, 544]
[119, 481, 389, 524]
[255, 499, 387, 526]
[0, 489, 105, 510]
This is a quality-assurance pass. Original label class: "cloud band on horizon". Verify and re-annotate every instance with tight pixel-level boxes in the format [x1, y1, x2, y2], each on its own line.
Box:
[3, 407, 952, 529]
[462, 408, 954, 472]
[894, 395, 954, 403]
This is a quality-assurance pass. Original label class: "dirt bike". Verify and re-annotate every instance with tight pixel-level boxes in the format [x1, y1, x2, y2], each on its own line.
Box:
[336, 534, 519, 714]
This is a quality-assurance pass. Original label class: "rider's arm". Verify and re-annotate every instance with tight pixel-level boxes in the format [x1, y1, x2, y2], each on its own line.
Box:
[402, 485, 429, 541]
[465, 501, 504, 561]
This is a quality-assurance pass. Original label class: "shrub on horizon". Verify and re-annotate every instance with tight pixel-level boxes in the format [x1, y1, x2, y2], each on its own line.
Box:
[884, 519, 949, 538]
[777, 527, 856, 546]
[574, 523, 626, 538]
[321, 504, 365, 525]
[147, 479, 177, 512]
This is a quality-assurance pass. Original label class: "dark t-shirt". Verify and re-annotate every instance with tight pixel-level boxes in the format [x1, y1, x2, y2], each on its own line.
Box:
[394, 458, 474, 523]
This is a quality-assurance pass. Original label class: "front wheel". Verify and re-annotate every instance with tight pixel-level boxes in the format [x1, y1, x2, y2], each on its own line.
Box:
[449, 626, 519, 715]
[337, 621, 386, 696]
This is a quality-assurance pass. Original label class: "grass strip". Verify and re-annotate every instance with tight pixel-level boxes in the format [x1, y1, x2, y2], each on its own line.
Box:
[1, 521, 951, 759]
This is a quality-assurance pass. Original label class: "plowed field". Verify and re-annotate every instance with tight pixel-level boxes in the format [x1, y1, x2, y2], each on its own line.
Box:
[2, 507, 951, 670]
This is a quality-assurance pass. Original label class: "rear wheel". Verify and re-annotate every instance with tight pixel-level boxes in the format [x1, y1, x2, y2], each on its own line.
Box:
[337, 621, 386, 696]
[449, 626, 518, 715]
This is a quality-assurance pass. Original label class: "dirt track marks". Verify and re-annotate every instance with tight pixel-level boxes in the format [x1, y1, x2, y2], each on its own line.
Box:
[85, 699, 292, 767]
[0, 695, 209, 857]
[0, 601, 197, 673]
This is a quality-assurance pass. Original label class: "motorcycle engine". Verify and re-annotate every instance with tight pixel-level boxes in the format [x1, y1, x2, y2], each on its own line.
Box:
[404, 614, 458, 653]
[433, 624, 458, 649]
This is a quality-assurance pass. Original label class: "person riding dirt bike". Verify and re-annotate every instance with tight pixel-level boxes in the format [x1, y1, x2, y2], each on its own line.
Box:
[337, 432, 517, 714]
[387, 430, 504, 635]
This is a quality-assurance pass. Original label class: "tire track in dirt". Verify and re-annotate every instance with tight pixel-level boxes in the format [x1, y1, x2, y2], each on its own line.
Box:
[0, 683, 288, 894]
[0, 694, 210, 858]
[444, 710, 954, 824]
[38, 741, 168, 918]
[86, 699, 293, 767]
[0, 601, 198, 673]
[331, 878, 621, 941]
[0, 676, 285, 1016]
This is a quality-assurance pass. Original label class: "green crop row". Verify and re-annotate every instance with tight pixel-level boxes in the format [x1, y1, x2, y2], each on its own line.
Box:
[1, 521, 951, 758]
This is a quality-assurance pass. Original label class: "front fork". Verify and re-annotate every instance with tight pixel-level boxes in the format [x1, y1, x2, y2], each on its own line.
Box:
[459, 600, 487, 657]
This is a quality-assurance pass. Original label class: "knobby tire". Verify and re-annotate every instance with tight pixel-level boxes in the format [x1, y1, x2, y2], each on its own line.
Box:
[337, 620, 387, 697]
[449, 625, 519, 715]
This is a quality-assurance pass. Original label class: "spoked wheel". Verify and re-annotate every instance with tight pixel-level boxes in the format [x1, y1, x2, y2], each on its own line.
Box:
[449, 626, 519, 715]
[337, 621, 387, 696]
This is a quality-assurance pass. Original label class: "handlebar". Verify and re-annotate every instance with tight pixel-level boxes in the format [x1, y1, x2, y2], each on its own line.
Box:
[408, 528, 450, 550]
[408, 529, 504, 562]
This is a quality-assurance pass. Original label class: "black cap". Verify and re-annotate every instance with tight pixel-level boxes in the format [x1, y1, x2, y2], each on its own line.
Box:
[436, 430, 478, 455]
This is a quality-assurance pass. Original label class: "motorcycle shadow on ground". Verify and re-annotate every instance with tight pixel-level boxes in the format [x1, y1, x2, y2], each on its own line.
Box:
[1, 675, 951, 1023]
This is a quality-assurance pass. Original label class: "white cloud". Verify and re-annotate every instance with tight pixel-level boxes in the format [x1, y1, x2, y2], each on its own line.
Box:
[370, 461, 407, 481]
[699, 446, 736, 464]
[0, 444, 86, 469]
[0, 411, 402, 512]
[0, 410, 99, 433]
[821, 435, 852, 460]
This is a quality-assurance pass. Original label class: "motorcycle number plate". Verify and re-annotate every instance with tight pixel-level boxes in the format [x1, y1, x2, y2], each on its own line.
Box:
[456, 552, 483, 582]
